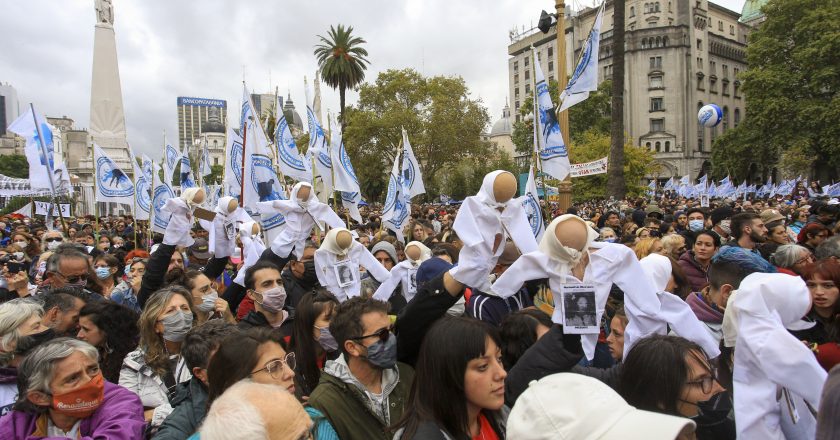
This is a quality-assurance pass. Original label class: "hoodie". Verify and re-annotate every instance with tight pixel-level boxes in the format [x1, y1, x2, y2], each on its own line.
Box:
[685, 292, 724, 342]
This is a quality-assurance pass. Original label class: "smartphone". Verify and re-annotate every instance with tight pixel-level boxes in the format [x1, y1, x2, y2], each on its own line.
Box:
[5, 261, 24, 274]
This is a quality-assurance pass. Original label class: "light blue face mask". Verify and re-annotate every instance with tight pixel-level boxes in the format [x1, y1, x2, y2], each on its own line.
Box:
[95, 267, 112, 280]
[689, 219, 705, 232]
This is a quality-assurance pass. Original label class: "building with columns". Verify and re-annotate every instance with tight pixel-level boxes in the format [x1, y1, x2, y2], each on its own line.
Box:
[507, 0, 752, 182]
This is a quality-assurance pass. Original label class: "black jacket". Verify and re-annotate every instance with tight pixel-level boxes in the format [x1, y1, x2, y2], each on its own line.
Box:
[395, 274, 463, 368]
[505, 325, 584, 406]
[237, 310, 294, 337]
[153, 377, 208, 440]
[571, 363, 622, 390]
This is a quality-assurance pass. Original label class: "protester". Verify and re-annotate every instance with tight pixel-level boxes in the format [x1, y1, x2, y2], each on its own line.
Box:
[816, 235, 840, 260]
[182, 270, 235, 325]
[0, 299, 52, 415]
[92, 253, 121, 298]
[769, 243, 814, 275]
[40, 289, 88, 337]
[799, 222, 831, 253]
[309, 296, 413, 440]
[10, 232, 40, 262]
[794, 259, 840, 347]
[660, 233, 686, 261]
[283, 242, 320, 309]
[289, 289, 340, 398]
[198, 381, 313, 440]
[111, 256, 145, 313]
[393, 317, 507, 439]
[75, 301, 138, 384]
[155, 321, 239, 440]
[817, 366, 840, 440]
[507, 373, 696, 440]
[498, 308, 552, 371]
[238, 262, 292, 334]
[0, 338, 145, 439]
[678, 230, 720, 292]
[120, 286, 194, 427]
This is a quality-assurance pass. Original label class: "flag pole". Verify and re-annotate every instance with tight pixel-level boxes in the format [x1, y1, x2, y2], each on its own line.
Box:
[29, 104, 68, 235]
[91, 139, 100, 242]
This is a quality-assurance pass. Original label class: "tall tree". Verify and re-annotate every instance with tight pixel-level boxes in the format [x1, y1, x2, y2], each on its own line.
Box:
[343, 68, 491, 201]
[606, 0, 626, 199]
[0, 154, 29, 179]
[313, 24, 370, 130]
[711, 0, 840, 182]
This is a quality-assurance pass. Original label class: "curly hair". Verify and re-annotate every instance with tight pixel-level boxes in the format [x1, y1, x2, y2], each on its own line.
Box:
[78, 301, 139, 383]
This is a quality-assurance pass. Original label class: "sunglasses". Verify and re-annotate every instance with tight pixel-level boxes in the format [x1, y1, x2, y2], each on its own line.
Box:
[350, 327, 392, 343]
[45, 237, 63, 243]
[58, 272, 88, 284]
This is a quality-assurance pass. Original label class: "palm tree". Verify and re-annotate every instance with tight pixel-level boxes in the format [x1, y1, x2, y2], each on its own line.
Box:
[314, 24, 370, 130]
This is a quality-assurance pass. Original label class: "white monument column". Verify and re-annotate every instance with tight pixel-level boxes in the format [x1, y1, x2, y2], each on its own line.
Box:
[89, 0, 131, 169]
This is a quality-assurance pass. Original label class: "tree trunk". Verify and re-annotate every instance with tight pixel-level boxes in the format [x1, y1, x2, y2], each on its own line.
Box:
[606, 0, 626, 199]
[339, 85, 346, 133]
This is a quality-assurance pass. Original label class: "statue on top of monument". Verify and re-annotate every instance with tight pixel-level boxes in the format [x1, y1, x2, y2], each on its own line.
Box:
[95, 0, 114, 25]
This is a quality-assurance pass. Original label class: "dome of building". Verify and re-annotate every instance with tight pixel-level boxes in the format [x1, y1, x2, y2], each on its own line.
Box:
[740, 0, 768, 24]
[202, 106, 226, 133]
[489, 102, 512, 138]
[283, 93, 304, 128]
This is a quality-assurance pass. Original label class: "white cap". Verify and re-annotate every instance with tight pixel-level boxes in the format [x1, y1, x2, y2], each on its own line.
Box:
[507, 373, 695, 440]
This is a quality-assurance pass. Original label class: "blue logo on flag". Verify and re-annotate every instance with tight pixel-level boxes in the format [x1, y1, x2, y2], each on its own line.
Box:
[383, 173, 398, 213]
[136, 177, 152, 213]
[276, 117, 307, 172]
[165, 145, 179, 170]
[97, 157, 133, 198]
[229, 139, 243, 187]
[565, 28, 595, 91]
[250, 154, 286, 230]
[522, 193, 543, 237]
[339, 144, 357, 182]
[402, 157, 417, 191]
[153, 184, 175, 230]
[33, 123, 55, 168]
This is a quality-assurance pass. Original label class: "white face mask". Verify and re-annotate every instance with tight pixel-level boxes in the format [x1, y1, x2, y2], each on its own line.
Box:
[13, 241, 27, 249]
[12, 252, 24, 260]
[47, 240, 61, 251]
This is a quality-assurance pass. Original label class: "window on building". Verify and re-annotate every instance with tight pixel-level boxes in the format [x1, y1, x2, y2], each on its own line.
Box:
[697, 57, 703, 68]
[547, 47, 553, 57]
[513, 61, 519, 71]
[646, 141, 652, 150]
[650, 56, 662, 69]
[649, 74, 664, 89]
[723, 106, 729, 131]
[730, 24, 735, 35]
[722, 81, 729, 96]
[515, 88, 520, 98]
[644, 3, 649, 13]
[650, 97, 664, 111]
[525, 84, 531, 94]
[709, 76, 717, 93]
[630, 6, 635, 17]
[734, 108, 741, 127]
[524, 70, 530, 80]
[669, 1, 672, 12]
[548, 75, 554, 82]
[515, 101, 520, 110]
[710, 60, 716, 74]
[655, 141, 661, 152]
[665, 141, 671, 152]
[722, 64, 729, 78]
[514, 74, 519, 84]
[734, 81, 741, 98]
[548, 61, 554, 72]
[697, 102, 705, 151]
[663, 36, 668, 46]
[655, 2, 661, 12]
[537, 52, 542, 61]
[655, 36, 662, 47]
[734, 67, 739, 78]
[214, 157, 219, 166]
[524, 57, 529, 67]
[642, 38, 648, 49]
[651, 118, 665, 132]
[719, 21, 724, 31]
[697, 39, 702, 50]
[710, 125, 717, 143]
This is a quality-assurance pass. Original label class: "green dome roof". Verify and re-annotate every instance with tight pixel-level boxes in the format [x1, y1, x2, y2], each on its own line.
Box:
[740, 0, 768, 23]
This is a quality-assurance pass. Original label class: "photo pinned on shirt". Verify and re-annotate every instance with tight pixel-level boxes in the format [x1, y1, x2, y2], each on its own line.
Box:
[223, 220, 235, 240]
[334, 259, 357, 288]
[560, 283, 599, 334]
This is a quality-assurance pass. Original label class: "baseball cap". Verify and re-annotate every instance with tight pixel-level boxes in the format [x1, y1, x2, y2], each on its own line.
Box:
[760, 209, 785, 225]
[189, 237, 211, 260]
[507, 373, 695, 440]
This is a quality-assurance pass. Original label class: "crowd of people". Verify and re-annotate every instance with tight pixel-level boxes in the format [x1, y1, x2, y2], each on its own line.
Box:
[0, 176, 838, 440]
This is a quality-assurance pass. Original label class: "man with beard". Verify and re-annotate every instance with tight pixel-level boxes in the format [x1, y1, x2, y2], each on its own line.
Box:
[729, 212, 768, 257]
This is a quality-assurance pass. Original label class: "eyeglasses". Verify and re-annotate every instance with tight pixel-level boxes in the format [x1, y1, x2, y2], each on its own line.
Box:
[796, 254, 816, 265]
[44, 237, 63, 243]
[57, 272, 88, 284]
[250, 352, 296, 379]
[686, 368, 718, 394]
[350, 327, 391, 343]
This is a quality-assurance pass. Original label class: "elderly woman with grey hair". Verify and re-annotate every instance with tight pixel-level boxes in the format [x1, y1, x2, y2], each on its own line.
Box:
[0, 299, 54, 415]
[0, 338, 145, 439]
[770, 244, 815, 276]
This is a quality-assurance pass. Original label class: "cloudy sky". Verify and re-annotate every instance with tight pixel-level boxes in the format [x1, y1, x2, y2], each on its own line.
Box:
[1, 0, 745, 159]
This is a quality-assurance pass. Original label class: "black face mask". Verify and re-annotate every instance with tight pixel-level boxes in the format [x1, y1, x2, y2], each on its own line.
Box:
[15, 328, 57, 355]
[298, 261, 319, 289]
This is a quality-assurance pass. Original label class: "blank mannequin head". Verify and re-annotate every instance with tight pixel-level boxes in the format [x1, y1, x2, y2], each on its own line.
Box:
[492, 172, 517, 204]
[554, 218, 589, 251]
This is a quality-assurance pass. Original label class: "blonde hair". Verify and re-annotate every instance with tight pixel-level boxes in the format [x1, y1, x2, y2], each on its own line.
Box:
[138, 286, 194, 377]
[660, 234, 685, 258]
[634, 238, 662, 260]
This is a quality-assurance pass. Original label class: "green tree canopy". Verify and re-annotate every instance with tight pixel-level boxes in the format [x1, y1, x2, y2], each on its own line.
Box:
[314, 24, 370, 128]
[711, 0, 840, 181]
[343, 68, 491, 202]
[0, 154, 29, 179]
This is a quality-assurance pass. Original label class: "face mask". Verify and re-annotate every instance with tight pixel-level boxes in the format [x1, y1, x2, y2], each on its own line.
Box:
[47, 240, 61, 251]
[15, 328, 57, 355]
[124, 264, 132, 275]
[602, 237, 617, 243]
[12, 252, 24, 260]
[196, 290, 219, 313]
[113, 244, 121, 249]
[299, 261, 319, 288]
[555, 244, 584, 266]
[64, 278, 88, 290]
[718, 219, 731, 235]
[95, 267, 112, 280]
[316, 325, 338, 352]
[52, 373, 105, 418]
[255, 286, 287, 313]
[363, 332, 397, 369]
[689, 219, 705, 232]
[13, 241, 27, 249]
[160, 310, 194, 342]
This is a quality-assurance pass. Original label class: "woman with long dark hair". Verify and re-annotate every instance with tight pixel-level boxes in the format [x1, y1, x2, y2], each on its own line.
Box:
[76, 301, 139, 383]
[498, 308, 552, 371]
[289, 288, 340, 398]
[206, 327, 338, 439]
[678, 230, 721, 292]
[393, 317, 507, 440]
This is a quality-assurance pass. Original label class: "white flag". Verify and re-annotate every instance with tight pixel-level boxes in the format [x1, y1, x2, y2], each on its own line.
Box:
[382, 152, 409, 242]
[533, 48, 571, 181]
[224, 127, 243, 201]
[305, 85, 333, 197]
[241, 85, 287, 236]
[273, 94, 312, 183]
[199, 139, 212, 177]
[7, 106, 60, 190]
[12, 202, 33, 218]
[152, 162, 175, 234]
[330, 117, 360, 194]
[558, 1, 604, 112]
[132, 154, 151, 221]
[94, 144, 134, 205]
[163, 141, 179, 185]
[518, 166, 545, 242]
[180, 144, 197, 189]
[401, 128, 425, 198]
